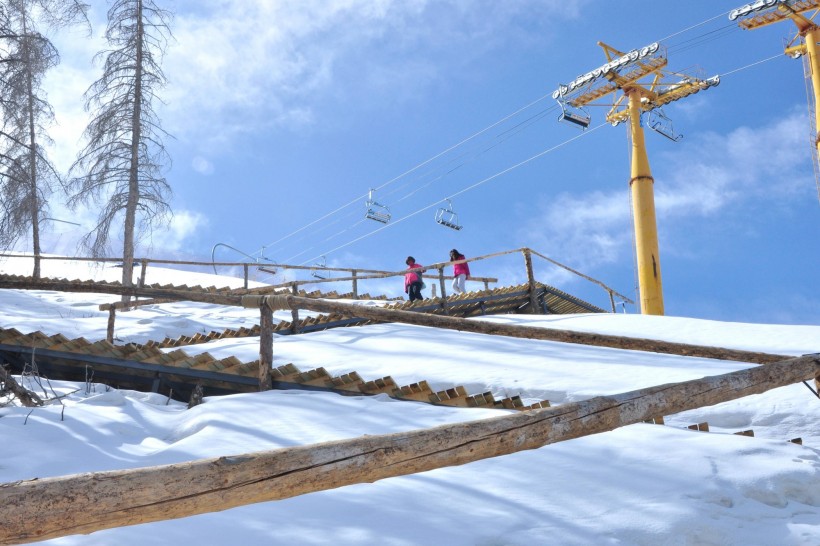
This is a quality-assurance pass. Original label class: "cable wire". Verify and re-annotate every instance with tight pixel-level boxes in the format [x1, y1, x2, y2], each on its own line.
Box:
[656, 10, 733, 43]
[301, 48, 789, 264]
[300, 124, 606, 265]
[263, 11, 785, 265]
[256, 92, 557, 255]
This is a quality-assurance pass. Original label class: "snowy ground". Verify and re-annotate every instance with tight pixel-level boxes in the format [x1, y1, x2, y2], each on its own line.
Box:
[1, 255, 819, 545]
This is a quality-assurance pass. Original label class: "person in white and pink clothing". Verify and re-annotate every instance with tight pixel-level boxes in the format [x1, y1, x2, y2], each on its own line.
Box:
[449, 249, 470, 294]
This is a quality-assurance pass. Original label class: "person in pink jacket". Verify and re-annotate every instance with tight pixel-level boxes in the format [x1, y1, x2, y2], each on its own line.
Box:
[449, 249, 470, 294]
[404, 256, 425, 302]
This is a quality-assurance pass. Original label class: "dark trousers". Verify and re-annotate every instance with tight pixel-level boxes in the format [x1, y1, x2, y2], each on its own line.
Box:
[408, 282, 424, 302]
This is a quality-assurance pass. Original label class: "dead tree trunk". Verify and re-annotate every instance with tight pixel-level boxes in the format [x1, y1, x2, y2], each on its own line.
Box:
[0, 355, 816, 544]
[0, 367, 43, 407]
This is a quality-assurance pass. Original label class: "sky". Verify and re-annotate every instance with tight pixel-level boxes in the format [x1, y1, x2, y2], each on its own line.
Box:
[13, 0, 819, 323]
[1, 257, 820, 545]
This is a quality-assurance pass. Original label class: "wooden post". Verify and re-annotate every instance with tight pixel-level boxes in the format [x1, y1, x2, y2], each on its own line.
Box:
[352, 270, 358, 299]
[1, 354, 816, 544]
[243, 264, 249, 290]
[815, 367, 820, 395]
[438, 267, 447, 312]
[523, 249, 539, 314]
[258, 304, 273, 391]
[290, 285, 300, 334]
[484, 280, 489, 291]
[609, 290, 616, 313]
[138, 260, 148, 288]
[106, 308, 116, 343]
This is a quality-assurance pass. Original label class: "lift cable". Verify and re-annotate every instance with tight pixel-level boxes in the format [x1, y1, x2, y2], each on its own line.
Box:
[254, 91, 558, 257]
[299, 123, 607, 266]
[264, 102, 560, 260]
[258, 11, 780, 264]
[299, 50, 788, 265]
[656, 9, 734, 43]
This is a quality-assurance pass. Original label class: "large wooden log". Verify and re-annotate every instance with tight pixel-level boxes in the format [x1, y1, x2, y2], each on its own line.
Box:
[243, 295, 793, 365]
[1, 354, 816, 544]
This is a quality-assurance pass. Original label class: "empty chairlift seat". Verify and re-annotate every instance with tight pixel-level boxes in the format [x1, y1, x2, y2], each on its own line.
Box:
[435, 199, 462, 230]
[557, 101, 591, 130]
[645, 108, 682, 142]
[365, 189, 391, 224]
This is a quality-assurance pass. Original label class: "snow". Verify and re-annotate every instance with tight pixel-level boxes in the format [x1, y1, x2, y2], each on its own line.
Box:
[1, 254, 819, 545]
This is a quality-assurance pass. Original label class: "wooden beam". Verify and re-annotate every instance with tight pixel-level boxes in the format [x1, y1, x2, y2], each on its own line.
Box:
[244, 295, 792, 365]
[0, 277, 795, 365]
[1, 354, 816, 544]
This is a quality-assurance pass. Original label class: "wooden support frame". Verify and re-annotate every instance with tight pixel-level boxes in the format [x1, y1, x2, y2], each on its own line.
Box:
[1, 354, 816, 544]
[438, 267, 448, 312]
[258, 304, 273, 391]
[523, 249, 540, 314]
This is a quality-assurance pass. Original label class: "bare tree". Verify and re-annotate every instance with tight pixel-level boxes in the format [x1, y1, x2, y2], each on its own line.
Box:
[0, 0, 89, 279]
[68, 0, 173, 292]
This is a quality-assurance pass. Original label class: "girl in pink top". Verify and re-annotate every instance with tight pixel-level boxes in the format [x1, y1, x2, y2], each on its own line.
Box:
[449, 249, 470, 294]
[404, 256, 425, 302]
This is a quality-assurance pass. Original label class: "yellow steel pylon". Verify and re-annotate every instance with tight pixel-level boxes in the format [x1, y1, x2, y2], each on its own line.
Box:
[553, 42, 719, 315]
[731, 0, 820, 202]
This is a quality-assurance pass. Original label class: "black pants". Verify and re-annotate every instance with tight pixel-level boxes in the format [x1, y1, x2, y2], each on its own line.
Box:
[408, 282, 424, 302]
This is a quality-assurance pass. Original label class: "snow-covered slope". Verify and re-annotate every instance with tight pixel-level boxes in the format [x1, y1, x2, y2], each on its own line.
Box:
[1, 256, 819, 545]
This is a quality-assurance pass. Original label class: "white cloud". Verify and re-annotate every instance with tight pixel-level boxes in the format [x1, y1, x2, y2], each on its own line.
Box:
[161, 0, 586, 146]
[520, 110, 815, 270]
[145, 209, 208, 253]
[191, 156, 215, 175]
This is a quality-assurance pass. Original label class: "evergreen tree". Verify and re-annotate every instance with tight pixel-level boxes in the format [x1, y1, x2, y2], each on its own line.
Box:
[68, 0, 173, 292]
[0, 0, 89, 278]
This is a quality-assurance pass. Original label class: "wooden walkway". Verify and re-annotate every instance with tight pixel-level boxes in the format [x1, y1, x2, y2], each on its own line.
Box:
[0, 273, 602, 408]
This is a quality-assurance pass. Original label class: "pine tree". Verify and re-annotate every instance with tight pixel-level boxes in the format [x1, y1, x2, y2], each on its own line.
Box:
[68, 0, 173, 292]
[0, 0, 89, 278]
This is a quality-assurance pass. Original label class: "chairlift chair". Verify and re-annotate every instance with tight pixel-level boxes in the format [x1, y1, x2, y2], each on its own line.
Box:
[645, 108, 682, 142]
[365, 189, 391, 224]
[435, 199, 463, 231]
[557, 100, 591, 130]
[311, 256, 326, 279]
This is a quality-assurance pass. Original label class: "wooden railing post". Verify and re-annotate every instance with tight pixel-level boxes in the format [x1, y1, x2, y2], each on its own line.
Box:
[290, 284, 300, 334]
[352, 270, 358, 299]
[608, 290, 616, 313]
[438, 267, 447, 311]
[522, 249, 539, 314]
[258, 303, 273, 391]
[138, 259, 148, 288]
[106, 308, 116, 343]
[243, 264, 249, 290]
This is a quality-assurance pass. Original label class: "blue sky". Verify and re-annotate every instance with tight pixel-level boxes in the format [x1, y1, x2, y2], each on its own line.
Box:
[34, 0, 819, 324]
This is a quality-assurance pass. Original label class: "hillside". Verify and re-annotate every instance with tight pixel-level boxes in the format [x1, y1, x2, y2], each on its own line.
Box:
[1, 257, 819, 545]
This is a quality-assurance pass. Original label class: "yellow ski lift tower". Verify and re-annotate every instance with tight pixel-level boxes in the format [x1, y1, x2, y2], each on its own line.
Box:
[730, 0, 820, 197]
[553, 42, 719, 315]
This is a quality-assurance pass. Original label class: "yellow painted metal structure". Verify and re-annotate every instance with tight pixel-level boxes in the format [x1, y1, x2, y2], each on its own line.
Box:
[731, 0, 820, 187]
[553, 42, 719, 315]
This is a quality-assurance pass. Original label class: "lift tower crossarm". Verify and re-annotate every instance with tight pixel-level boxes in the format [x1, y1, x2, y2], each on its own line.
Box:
[731, 0, 820, 30]
[731, 0, 820, 201]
